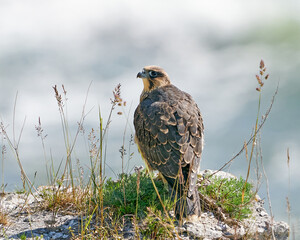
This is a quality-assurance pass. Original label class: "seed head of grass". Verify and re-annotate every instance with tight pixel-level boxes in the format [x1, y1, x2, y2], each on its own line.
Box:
[111, 83, 122, 106]
[88, 128, 99, 159]
[35, 117, 47, 139]
[256, 59, 269, 92]
[53, 85, 63, 107]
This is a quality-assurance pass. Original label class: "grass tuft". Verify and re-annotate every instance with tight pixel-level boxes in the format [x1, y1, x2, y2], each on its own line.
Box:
[199, 176, 254, 220]
[140, 206, 175, 239]
[103, 169, 172, 218]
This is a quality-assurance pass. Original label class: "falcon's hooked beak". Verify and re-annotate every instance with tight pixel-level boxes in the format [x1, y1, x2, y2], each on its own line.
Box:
[137, 71, 147, 79]
[137, 69, 152, 93]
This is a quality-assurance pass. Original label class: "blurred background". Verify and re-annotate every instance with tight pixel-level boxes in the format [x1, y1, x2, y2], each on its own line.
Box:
[0, 0, 299, 236]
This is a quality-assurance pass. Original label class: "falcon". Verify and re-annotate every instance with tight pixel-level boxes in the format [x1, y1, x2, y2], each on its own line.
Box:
[134, 66, 204, 219]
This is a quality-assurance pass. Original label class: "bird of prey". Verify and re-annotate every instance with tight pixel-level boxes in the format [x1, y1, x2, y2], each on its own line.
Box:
[134, 66, 204, 219]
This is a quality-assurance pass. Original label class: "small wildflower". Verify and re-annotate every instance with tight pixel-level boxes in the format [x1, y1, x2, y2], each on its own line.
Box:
[256, 87, 261, 92]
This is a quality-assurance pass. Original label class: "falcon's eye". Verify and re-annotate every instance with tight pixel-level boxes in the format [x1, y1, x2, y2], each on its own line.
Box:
[149, 71, 158, 78]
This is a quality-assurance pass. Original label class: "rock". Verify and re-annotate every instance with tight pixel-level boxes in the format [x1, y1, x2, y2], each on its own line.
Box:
[195, 170, 290, 240]
[0, 170, 290, 239]
[274, 222, 289, 240]
[0, 192, 78, 240]
[53, 232, 64, 239]
[200, 169, 237, 180]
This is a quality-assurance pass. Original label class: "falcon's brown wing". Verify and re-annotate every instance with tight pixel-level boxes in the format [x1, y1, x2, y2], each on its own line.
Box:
[134, 85, 204, 182]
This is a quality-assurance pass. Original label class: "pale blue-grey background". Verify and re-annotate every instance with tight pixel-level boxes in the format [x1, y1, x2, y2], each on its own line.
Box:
[0, 0, 299, 235]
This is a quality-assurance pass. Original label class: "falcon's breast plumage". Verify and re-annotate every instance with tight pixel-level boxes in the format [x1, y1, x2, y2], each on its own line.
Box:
[134, 66, 204, 218]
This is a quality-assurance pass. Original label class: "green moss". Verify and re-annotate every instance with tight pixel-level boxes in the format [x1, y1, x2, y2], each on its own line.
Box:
[199, 176, 254, 220]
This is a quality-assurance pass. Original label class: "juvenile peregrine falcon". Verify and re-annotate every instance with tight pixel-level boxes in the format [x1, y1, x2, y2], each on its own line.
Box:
[134, 66, 204, 219]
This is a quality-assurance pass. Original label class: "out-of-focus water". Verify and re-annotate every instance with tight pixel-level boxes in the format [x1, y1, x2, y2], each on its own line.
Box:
[0, 0, 299, 235]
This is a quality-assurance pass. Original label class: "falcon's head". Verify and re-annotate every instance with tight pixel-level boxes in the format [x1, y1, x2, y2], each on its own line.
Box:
[137, 66, 170, 92]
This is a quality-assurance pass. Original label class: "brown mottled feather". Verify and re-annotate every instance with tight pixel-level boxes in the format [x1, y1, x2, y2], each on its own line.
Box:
[134, 84, 204, 180]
